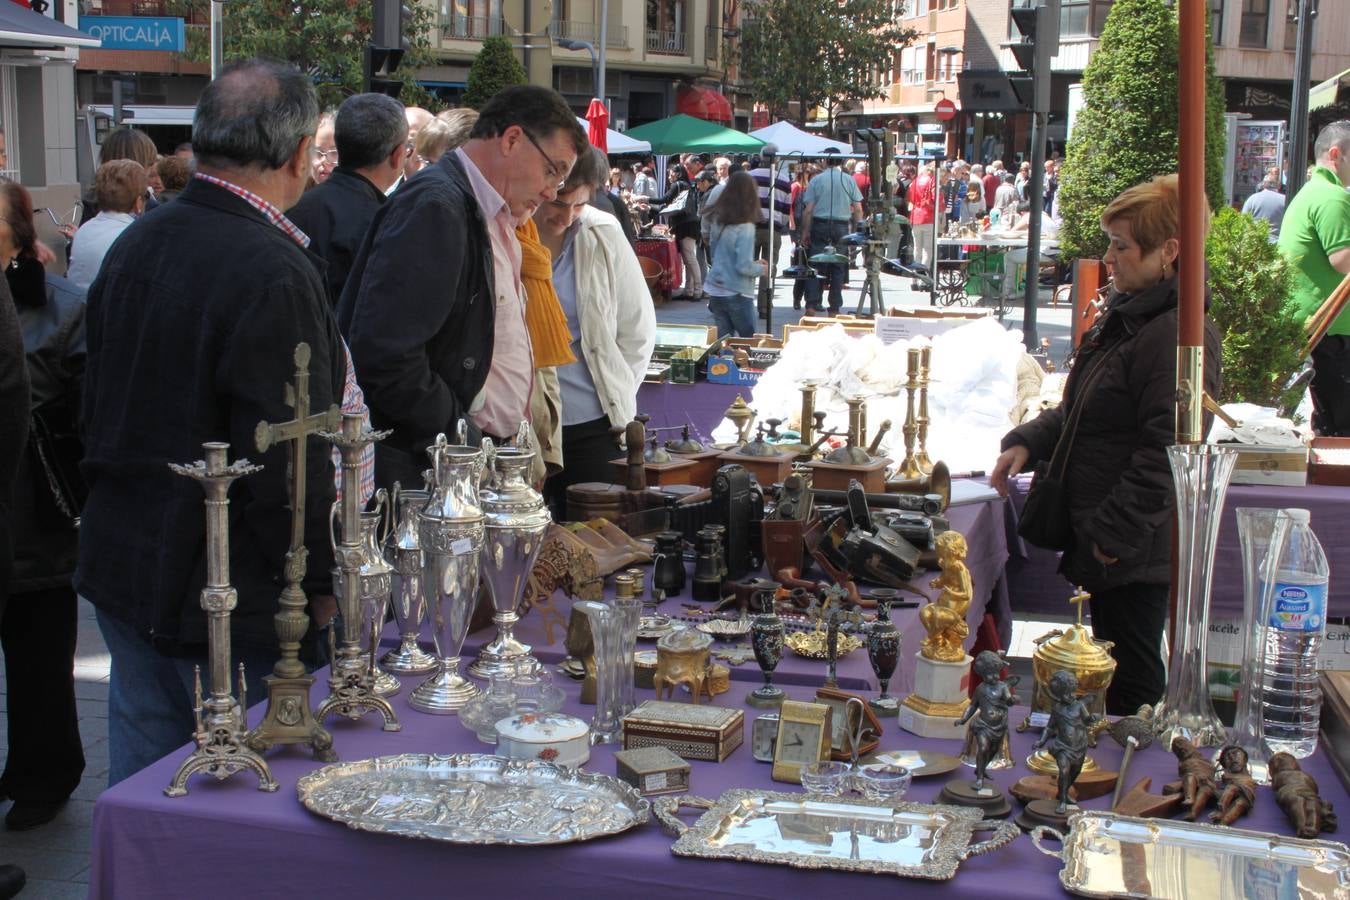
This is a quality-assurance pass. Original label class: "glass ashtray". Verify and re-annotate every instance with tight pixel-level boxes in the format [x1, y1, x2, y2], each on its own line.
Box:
[855, 763, 912, 801]
[799, 761, 851, 796]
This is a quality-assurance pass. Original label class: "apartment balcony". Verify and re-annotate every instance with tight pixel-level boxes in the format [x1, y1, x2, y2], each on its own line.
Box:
[548, 19, 630, 50]
[703, 25, 721, 61]
[440, 13, 506, 42]
[645, 28, 687, 56]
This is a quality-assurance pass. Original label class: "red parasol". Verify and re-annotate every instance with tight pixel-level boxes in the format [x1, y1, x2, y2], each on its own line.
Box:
[586, 99, 609, 153]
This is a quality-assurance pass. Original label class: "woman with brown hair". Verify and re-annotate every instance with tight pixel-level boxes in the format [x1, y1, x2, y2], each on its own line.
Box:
[990, 174, 1221, 715]
[702, 170, 766, 337]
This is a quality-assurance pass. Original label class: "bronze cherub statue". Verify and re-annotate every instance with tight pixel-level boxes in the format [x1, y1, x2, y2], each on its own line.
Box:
[956, 650, 1020, 791]
[1032, 670, 1100, 815]
[1269, 751, 1338, 839]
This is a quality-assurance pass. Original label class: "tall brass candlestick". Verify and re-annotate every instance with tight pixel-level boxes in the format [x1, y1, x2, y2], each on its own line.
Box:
[846, 396, 866, 448]
[799, 381, 819, 447]
[915, 346, 934, 475]
[244, 343, 337, 761]
[165, 444, 278, 797]
[314, 412, 401, 731]
[897, 348, 923, 479]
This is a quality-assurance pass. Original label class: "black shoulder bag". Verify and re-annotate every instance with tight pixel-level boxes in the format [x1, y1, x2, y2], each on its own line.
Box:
[1016, 344, 1119, 551]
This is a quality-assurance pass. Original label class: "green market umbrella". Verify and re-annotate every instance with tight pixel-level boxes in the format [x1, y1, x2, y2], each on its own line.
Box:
[623, 114, 765, 155]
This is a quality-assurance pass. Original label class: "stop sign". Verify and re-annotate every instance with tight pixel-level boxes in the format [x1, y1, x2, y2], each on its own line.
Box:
[934, 99, 958, 121]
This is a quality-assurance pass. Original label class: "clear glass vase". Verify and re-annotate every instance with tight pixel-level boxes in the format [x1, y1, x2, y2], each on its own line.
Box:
[1154, 444, 1237, 750]
[1228, 508, 1281, 783]
[614, 595, 642, 718]
[577, 600, 623, 744]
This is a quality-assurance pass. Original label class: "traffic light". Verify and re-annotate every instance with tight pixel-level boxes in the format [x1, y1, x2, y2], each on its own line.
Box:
[367, 0, 412, 96]
[1004, 0, 1060, 111]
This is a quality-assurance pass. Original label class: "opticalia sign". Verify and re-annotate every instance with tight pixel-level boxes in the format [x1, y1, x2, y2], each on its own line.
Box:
[78, 16, 186, 52]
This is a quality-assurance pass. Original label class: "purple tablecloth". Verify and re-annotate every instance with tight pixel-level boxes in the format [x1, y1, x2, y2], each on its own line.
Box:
[90, 663, 1348, 899]
[636, 380, 746, 446]
[455, 488, 1009, 699]
[1004, 476, 1350, 619]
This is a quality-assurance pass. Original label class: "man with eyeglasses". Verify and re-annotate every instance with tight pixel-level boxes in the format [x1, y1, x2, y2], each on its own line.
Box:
[339, 85, 588, 489]
[288, 93, 409, 308]
[312, 112, 337, 184]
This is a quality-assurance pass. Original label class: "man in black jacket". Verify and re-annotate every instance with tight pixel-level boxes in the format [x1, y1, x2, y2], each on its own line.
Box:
[78, 59, 343, 785]
[339, 85, 586, 489]
[288, 93, 409, 306]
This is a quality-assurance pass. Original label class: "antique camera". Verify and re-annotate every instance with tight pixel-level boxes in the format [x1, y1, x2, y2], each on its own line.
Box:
[882, 511, 935, 550]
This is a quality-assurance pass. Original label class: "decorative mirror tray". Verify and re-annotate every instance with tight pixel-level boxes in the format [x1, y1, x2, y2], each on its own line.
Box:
[862, 750, 963, 779]
[654, 789, 1017, 879]
[1031, 810, 1350, 899]
[297, 753, 650, 845]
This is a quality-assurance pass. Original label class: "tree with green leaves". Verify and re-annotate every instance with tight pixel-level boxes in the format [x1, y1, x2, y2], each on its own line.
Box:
[736, 0, 916, 133]
[1204, 208, 1304, 409]
[1056, 0, 1225, 263]
[168, 0, 440, 110]
[462, 36, 528, 110]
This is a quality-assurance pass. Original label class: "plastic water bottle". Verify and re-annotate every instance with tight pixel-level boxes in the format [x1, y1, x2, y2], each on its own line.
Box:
[1260, 508, 1330, 758]
[990, 207, 1001, 230]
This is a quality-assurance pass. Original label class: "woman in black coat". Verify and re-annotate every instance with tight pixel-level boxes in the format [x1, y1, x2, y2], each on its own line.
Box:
[0, 181, 86, 831]
[654, 164, 702, 299]
[990, 175, 1221, 715]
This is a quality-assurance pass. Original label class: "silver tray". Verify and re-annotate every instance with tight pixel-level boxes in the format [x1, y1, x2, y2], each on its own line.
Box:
[297, 753, 650, 845]
[1031, 810, 1350, 899]
[654, 789, 1018, 880]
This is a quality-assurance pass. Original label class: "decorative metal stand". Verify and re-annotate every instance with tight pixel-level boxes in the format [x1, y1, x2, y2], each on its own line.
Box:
[914, 346, 934, 475]
[1154, 444, 1237, 750]
[165, 443, 278, 797]
[314, 413, 401, 731]
[245, 343, 338, 761]
[896, 348, 923, 479]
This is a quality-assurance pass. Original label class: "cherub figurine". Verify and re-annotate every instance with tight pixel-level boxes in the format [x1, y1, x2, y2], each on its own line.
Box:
[1270, 752, 1338, 839]
[1211, 745, 1257, 826]
[1032, 670, 1100, 815]
[1167, 736, 1220, 821]
[920, 531, 971, 662]
[955, 650, 1020, 790]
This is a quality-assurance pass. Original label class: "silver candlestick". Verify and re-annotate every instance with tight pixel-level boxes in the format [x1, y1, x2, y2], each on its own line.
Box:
[164, 443, 278, 797]
[314, 413, 401, 731]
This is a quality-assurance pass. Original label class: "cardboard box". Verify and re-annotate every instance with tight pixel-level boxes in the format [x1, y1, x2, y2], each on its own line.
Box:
[1228, 443, 1309, 487]
[1206, 616, 1350, 724]
[705, 351, 764, 385]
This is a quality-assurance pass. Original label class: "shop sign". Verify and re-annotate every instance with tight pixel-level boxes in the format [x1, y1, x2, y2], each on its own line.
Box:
[78, 16, 185, 52]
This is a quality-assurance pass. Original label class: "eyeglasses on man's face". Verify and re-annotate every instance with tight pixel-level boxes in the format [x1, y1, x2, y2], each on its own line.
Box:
[520, 129, 568, 191]
[314, 148, 338, 164]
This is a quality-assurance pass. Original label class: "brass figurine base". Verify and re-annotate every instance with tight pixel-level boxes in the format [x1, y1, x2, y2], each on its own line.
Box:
[315, 654, 402, 731]
[1016, 797, 1073, 833]
[938, 779, 1011, 819]
[245, 673, 337, 761]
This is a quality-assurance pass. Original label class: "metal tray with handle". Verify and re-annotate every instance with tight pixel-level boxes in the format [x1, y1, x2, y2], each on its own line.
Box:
[654, 789, 1018, 880]
[1030, 809, 1350, 899]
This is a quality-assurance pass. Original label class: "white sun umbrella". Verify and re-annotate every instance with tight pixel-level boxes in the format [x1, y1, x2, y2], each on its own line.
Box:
[576, 116, 652, 155]
[748, 120, 851, 157]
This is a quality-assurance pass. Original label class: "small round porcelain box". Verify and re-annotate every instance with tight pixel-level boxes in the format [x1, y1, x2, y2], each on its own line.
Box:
[494, 712, 591, 768]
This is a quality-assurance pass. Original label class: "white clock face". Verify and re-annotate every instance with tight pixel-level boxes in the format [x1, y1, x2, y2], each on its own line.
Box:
[777, 721, 819, 765]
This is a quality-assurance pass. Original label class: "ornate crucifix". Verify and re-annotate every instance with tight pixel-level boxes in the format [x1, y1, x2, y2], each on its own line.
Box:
[244, 342, 340, 761]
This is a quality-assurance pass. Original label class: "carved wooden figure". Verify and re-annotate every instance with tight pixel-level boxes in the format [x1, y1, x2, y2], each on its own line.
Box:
[1211, 745, 1257, 826]
[1168, 736, 1220, 821]
[1269, 751, 1338, 839]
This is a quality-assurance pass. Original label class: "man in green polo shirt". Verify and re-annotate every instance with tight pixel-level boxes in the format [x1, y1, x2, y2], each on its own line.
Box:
[1279, 120, 1350, 435]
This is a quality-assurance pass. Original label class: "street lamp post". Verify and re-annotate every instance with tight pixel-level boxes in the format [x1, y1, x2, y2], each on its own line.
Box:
[556, 37, 600, 100]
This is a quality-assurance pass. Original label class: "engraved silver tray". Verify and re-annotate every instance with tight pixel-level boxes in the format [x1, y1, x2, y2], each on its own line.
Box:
[654, 789, 1018, 879]
[297, 753, 650, 845]
[1031, 810, 1350, 899]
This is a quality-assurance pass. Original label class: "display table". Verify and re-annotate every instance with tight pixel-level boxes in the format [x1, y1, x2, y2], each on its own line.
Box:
[636, 236, 683, 300]
[471, 487, 1009, 698]
[90, 659, 1347, 899]
[1003, 475, 1350, 620]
